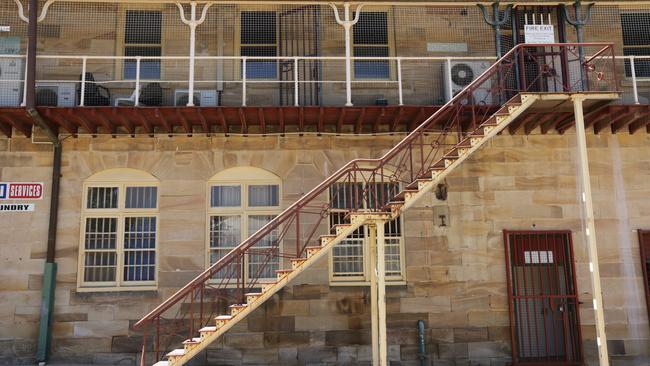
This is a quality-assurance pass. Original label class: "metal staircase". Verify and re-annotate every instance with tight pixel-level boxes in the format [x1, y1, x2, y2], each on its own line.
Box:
[133, 43, 618, 366]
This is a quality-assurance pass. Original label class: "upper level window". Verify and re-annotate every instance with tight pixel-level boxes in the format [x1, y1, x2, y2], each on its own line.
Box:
[207, 167, 281, 283]
[124, 10, 162, 80]
[240, 11, 278, 79]
[329, 182, 404, 284]
[353, 12, 390, 79]
[78, 169, 159, 291]
[621, 13, 650, 78]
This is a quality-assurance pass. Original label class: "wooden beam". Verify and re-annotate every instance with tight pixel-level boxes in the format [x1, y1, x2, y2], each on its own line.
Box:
[238, 107, 247, 135]
[628, 107, 650, 134]
[68, 108, 96, 135]
[540, 112, 569, 135]
[91, 109, 116, 135]
[278, 108, 285, 135]
[176, 109, 192, 135]
[134, 110, 153, 136]
[336, 108, 345, 134]
[0, 118, 12, 137]
[317, 107, 324, 135]
[610, 107, 644, 133]
[354, 108, 366, 134]
[44, 109, 76, 136]
[258, 108, 266, 135]
[298, 107, 305, 133]
[0, 114, 31, 138]
[508, 112, 537, 134]
[593, 107, 632, 134]
[373, 107, 385, 134]
[112, 109, 135, 136]
[411, 107, 427, 132]
[216, 108, 228, 136]
[154, 108, 172, 134]
[391, 107, 403, 132]
[196, 108, 210, 136]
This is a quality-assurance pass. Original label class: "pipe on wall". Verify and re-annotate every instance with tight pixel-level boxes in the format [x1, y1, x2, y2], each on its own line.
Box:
[417, 319, 427, 366]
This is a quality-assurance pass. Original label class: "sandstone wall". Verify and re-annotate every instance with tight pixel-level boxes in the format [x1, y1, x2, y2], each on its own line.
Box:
[0, 130, 648, 365]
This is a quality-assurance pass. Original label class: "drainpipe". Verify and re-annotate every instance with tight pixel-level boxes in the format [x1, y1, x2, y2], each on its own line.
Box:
[24, 0, 62, 363]
[416, 320, 427, 366]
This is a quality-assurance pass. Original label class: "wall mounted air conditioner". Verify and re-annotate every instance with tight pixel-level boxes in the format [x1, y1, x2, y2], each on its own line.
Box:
[0, 58, 24, 107]
[35, 82, 77, 107]
[174, 89, 218, 107]
[443, 61, 492, 104]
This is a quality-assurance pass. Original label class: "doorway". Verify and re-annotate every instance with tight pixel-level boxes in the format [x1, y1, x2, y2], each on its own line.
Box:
[639, 230, 650, 326]
[504, 230, 583, 365]
[278, 5, 322, 106]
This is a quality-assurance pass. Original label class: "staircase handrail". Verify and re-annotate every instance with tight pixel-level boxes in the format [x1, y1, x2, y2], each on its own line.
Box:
[133, 42, 616, 331]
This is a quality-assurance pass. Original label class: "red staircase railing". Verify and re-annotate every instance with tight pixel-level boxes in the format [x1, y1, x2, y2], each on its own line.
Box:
[132, 43, 617, 364]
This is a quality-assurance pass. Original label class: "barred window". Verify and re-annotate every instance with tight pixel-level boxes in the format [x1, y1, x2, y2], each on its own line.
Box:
[207, 168, 281, 283]
[240, 11, 278, 79]
[353, 12, 391, 79]
[329, 182, 404, 283]
[621, 13, 650, 78]
[79, 172, 158, 290]
[124, 10, 162, 80]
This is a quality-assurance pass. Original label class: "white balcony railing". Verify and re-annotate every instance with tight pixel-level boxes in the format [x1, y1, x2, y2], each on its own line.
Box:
[0, 54, 649, 108]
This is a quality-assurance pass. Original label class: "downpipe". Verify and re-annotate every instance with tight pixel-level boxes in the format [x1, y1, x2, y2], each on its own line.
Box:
[417, 319, 427, 366]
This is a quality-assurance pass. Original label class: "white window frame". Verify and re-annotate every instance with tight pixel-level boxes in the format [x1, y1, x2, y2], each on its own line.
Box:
[352, 10, 395, 81]
[206, 168, 282, 285]
[328, 181, 406, 286]
[116, 6, 164, 81]
[77, 174, 159, 292]
[237, 9, 279, 81]
[620, 11, 650, 79]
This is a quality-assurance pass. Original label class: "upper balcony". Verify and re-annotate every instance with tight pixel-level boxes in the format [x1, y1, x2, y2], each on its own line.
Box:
[0, 1, 648, 136]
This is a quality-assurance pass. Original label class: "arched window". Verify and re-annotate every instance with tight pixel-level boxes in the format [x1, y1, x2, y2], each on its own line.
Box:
[78, 169, 159, 291]
[207, 167, 282, 283]
[328, 180, 405, 284]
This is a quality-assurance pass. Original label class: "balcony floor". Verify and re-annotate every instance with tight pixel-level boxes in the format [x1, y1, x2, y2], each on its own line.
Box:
[0, 104, 648, 138]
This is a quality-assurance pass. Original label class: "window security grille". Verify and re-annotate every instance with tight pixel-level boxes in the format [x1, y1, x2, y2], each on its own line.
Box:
[620, 13, 650, 77]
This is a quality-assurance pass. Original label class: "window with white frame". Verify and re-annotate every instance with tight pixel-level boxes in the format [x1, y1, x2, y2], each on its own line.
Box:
[78, 171, 158, 290]
[329, 182, 404, 284]
[621, 12, 650, 78]
[207, 168, 281, 283]
[353, 11, 391, 79]
[124, 10, 162, 79]
[240, 11, 278, 79]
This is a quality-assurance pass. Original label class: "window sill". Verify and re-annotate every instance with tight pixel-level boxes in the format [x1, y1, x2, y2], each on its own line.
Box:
[76, 285, 158, 293]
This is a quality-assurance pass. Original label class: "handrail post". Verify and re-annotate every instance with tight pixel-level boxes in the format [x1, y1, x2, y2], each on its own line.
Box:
[630, 56, 639, 105]
[135, 57, 141, 107]
[397, 58, 403, 106]
[80, 57, 87, 107]
[294, 57, 299, 107]
[242, 57, 247, 107]
[21, 54, 28, 107]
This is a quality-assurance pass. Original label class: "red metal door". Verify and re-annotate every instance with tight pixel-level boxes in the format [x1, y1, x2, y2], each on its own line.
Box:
[504, 230, 583, 365]
[639, 230, 650, 326]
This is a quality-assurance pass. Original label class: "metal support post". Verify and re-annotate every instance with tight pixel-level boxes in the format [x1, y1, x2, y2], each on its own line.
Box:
[369, 223, 379, 366]
[294, 57, 300, 106]
[330, 2, 365, 107]
[397, 58, 403, 106]
[376, 220, 388, 366]
[80, 57, 87, 106]
[177, 2, 214, 107]
[478, 1, 512, 59]
[135, 57, 141, 107]
[242, 58, 247, 106]
[562, 0, 594, 91]
[630, 57, 639, 105]
[572, 96, 610, 366]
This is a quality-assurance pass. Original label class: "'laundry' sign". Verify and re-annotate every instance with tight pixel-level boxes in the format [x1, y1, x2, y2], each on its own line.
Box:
[0, 182, 44, 200]
[0, 204, 35, 212]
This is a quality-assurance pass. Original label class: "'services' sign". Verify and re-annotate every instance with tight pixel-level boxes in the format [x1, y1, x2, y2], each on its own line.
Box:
[524, 24, 555, 44]
[0, 204, 35, 212]
[0, 182, 44, 200]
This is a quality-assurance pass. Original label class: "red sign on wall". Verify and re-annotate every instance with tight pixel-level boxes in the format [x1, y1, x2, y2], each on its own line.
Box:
[0, 182, 44, 200]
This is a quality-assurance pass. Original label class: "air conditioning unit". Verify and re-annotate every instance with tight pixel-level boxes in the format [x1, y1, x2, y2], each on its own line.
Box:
[0, 58, 24, 107]
[174, 89, 218, 107]
[443, 61, 492, 104]
[35, 82, 76, 107]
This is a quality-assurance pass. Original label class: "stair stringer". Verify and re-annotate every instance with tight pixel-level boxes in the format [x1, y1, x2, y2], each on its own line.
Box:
[168, 218, 378, 365]
[158, 93, 541, 366]
[398, 93, 540, 213]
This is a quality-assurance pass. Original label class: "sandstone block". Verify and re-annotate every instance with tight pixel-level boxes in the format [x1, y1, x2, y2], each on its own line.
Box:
[401, 297, 451, 313]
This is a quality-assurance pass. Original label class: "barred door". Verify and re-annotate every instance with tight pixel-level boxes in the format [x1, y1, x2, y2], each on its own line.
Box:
[504, 230, 583, 365]
[278, 5, 322, 106]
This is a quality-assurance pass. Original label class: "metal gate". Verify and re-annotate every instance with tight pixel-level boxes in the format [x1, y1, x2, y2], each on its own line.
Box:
[278, 5, 322, 106]
[504, 230, 583, 365]
[639, 230, 650, 326]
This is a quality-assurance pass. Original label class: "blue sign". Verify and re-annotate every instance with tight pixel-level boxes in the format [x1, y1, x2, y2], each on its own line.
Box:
[0, 184, 6, 199]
